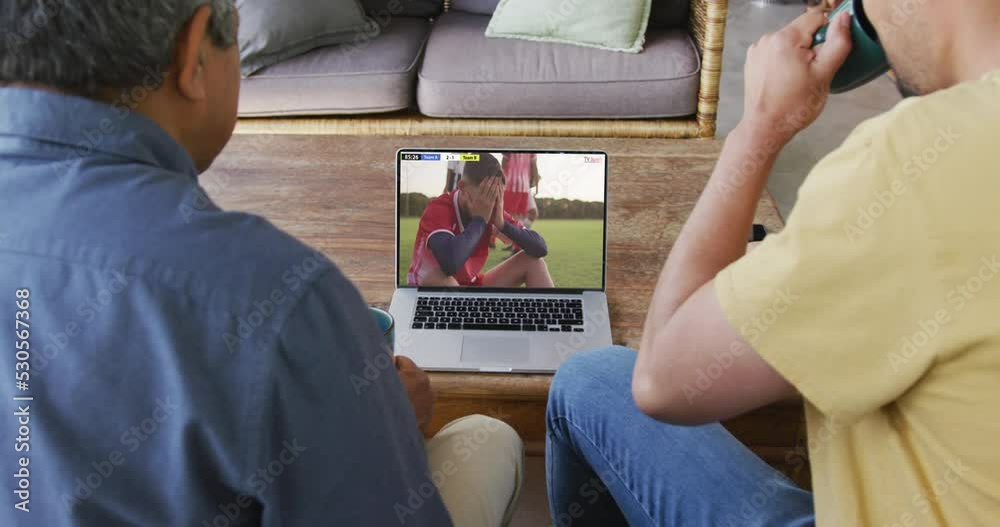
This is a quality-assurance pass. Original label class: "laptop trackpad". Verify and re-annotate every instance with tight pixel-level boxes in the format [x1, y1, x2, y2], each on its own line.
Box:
[461, 335, 530, 365]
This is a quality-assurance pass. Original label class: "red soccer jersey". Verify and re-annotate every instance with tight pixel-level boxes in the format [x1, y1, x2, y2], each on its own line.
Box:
[408, 190, 521, 287]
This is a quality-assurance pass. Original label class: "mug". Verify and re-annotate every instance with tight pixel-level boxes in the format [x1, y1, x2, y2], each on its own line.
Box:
[369, 306, 395, 352]
[812, 0, 890, 93]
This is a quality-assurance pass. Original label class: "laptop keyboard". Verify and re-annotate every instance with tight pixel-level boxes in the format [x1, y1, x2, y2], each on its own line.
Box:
[412, 296, 585, 332]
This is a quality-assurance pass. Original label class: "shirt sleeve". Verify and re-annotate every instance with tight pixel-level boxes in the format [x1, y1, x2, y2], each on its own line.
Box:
[501, 221, 547, 258]
[714, 122, 939, 425]
[428, 218, 487, 276]
[252, 267, 452, 526]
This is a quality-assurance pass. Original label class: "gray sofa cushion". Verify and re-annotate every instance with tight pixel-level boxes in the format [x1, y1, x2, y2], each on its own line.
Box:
[361, 0, 443, 18]
[417, 12, 700, 119]
[239, 17, 431, 116]
[452, 0, 689, 28]
[236, 0, 379, 76]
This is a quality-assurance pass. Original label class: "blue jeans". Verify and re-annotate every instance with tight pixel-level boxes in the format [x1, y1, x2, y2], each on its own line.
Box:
[546, 346, 815, 527]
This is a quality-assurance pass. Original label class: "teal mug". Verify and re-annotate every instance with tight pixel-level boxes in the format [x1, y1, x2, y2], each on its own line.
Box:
[813, 0, 890, 93]
[369, 306, 395, 352]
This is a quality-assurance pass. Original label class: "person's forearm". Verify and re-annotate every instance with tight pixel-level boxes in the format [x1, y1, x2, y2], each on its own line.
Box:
[639, 124, 784, 355]
[501, 222, 548, 258]
[427, 218, 486, 275]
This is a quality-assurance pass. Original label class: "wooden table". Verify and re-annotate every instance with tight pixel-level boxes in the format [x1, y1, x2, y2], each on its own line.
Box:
[205, 134, 809, 485]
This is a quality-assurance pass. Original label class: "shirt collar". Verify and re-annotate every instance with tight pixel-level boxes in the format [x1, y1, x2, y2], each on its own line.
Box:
[0, 87, 198, 178]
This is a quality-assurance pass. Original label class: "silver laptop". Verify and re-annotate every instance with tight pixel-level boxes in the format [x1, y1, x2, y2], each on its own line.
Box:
[389, 149, 613, 372]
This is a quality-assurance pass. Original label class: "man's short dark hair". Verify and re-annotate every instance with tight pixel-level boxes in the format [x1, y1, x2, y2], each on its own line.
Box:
[0, 1, 237, 97]
[461, 153, 504, 186]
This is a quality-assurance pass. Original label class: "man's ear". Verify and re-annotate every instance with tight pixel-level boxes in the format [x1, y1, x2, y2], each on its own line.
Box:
[173, 5, 214, 101]
[457, 179, 466, 191]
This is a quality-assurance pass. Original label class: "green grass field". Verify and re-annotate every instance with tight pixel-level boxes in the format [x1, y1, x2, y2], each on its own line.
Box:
[398, 218, 603, 288]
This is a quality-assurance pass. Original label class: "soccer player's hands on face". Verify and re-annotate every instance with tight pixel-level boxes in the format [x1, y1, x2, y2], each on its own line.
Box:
[467, 176, 497, 222]
[395, 356, 435, 433]
[491, 177, 506, 230]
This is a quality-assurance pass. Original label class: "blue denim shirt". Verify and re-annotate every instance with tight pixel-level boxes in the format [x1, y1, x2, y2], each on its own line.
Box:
[0, 88, 451, 526]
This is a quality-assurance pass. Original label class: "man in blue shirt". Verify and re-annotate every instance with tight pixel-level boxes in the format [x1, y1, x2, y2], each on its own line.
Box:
[0, 2, 522, 525]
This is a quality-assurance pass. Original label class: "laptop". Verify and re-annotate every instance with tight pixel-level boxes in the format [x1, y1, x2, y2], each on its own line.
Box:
[389, 149, 613, 372]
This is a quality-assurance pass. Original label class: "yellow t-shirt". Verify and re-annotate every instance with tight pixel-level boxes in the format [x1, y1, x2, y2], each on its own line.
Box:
[716, 70, 1000, 526]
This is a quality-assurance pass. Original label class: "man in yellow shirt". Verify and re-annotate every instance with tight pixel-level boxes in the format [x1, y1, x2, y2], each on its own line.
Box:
[546, 1, 1000, 525]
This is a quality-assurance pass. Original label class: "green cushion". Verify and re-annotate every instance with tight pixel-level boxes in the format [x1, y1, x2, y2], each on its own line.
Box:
[237, 0, 380, 77]
[485, 0, 652, 53]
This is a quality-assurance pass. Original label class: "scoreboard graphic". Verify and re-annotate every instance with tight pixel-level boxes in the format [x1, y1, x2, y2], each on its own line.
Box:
[400, 153, 480, 162]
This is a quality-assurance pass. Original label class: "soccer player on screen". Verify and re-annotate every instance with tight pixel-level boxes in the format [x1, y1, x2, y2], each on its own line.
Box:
[501, 153, 538, 222]
[408, 154, 554, 288]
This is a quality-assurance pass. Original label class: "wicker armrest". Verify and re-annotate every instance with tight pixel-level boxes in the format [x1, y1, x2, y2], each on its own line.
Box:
[689, 0, 729, 138]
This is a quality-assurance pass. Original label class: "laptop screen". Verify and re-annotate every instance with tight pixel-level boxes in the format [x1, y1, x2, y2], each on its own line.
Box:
[397, 150, 608, 292]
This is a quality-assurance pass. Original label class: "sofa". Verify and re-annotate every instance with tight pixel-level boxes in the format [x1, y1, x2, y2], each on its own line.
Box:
[236, 0, 729, 139]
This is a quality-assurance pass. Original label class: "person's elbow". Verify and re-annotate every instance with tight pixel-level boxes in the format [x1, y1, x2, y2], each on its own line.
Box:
[428, 239, 458, 276]
[632, 371, 707, 426]
[632, 335, 707, 426]
[437, 259, 458, 277]
[529, 237, 548, 258]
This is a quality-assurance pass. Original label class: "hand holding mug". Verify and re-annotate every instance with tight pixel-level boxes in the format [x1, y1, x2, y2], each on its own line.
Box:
[741, 10, 853, 144]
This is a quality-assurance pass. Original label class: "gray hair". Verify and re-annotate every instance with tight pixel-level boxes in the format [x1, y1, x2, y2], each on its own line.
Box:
[0, 1, 237, 97]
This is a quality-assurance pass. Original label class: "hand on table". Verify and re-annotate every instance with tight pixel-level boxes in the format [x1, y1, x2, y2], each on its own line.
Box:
[395, 356, 435, 434]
